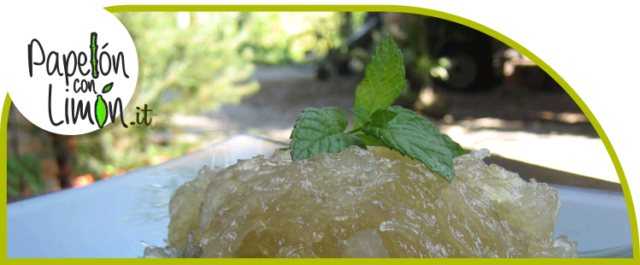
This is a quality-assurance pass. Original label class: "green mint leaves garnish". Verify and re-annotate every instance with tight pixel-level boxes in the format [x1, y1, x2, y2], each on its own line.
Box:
[288, 35, 465, 183]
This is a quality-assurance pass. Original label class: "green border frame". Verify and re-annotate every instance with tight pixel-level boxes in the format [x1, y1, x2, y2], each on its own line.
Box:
[1, 4, 637, 260]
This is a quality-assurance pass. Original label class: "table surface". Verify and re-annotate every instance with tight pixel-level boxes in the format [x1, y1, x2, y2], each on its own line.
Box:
[6, 134, 634, 258]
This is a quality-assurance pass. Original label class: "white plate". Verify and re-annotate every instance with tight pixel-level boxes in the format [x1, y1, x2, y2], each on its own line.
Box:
[6, 134, 633, 258]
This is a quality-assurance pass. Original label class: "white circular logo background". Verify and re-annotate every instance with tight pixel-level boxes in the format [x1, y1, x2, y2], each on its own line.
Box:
[8, 7, 138, 135]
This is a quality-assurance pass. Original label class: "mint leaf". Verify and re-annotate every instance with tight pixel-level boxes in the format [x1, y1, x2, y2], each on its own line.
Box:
[439, 134, 466, 157]
[353, 132, 386, 147]
[387, 106, 441, 134]
[350, 107, 371, 124]
[361, 107, 456, 182]
[290, 107, 366, 161]
[353, 35, 406, 127]
[371, 109, 398, 126]
[322, 107, 349, 126]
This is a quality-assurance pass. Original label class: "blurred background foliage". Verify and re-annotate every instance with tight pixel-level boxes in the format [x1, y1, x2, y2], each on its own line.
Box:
[7, 155, 44, 198]
[238, 12, 366, 64]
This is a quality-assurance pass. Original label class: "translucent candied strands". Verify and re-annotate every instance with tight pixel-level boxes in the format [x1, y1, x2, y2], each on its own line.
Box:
[146, 146, 576, 258]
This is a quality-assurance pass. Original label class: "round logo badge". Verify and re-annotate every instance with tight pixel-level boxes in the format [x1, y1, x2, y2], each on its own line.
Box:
[2, 0, 138, 135]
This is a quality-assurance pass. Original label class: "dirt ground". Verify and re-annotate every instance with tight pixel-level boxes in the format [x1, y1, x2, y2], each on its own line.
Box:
[178, 65, 599, 140]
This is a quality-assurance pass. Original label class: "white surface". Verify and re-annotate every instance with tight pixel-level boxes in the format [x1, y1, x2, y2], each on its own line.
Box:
[6, 135, 633, 258]
[551, 184, 632, 254]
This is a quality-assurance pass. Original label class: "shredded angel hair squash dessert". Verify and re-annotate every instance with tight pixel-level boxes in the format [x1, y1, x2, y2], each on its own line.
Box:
[142, 146, 577, 258]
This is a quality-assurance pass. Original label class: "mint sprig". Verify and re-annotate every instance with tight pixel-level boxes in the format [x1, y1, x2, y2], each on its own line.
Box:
[288, 35, 465, 183]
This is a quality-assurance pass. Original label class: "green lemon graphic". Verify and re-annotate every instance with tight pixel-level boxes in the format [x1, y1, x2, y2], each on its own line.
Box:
[94, 82, 114, 128]
[95, 95, 107, 128]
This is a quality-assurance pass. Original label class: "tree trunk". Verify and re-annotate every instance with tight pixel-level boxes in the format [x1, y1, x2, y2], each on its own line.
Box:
[341, 12, 353, 39]
[51, 134, 76, 188]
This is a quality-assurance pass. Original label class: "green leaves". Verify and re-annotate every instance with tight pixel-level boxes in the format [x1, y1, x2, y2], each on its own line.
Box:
[7, 154, 44, 197]
[353, 35, 407, 128]
[288, 35, 465, 183]
[290, 107, 366, 161]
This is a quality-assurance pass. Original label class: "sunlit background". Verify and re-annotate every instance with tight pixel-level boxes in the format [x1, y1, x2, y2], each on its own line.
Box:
[6, 12, 617, 202]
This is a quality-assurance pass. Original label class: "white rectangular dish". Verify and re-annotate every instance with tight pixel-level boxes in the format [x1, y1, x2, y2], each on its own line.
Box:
[6, 134, 633, 258]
